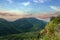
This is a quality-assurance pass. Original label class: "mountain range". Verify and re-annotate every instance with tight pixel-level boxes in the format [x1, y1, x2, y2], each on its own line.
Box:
[0, 15, 60, 40]
[0, 17, 47, 36]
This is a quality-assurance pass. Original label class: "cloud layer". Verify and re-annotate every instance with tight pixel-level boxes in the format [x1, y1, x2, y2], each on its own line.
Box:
[33, 0, 51, 3]
[50, 6, 60, 11]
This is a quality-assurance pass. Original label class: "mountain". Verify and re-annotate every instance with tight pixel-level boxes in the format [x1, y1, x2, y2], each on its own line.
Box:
[0, 16, 60, 40]
[0, 18, 11, 36]
[13, 18, 47, 32]
[0, 17, 47, 36]
[0, 18, 21, 36]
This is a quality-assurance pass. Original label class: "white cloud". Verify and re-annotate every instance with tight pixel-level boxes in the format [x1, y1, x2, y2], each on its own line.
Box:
[33, 0, 50, 3]
[50, 6, 60, 11]
[33, 0, 38, 3]
[22, 2, 31, 6]
[7, 0, 13, 3]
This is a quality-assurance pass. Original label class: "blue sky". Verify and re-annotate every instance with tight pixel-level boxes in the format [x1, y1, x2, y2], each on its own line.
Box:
[0, 0, 60, 14]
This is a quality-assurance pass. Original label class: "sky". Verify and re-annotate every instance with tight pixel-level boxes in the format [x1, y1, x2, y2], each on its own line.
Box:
[0, 0, 60, 15]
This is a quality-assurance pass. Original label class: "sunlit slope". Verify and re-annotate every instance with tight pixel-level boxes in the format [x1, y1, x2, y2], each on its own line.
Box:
[39, 16, 60, 40]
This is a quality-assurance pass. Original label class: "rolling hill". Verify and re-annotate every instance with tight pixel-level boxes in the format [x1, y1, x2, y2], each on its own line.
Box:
[0, 17, 47, 36]
[0, 16, 60, 40]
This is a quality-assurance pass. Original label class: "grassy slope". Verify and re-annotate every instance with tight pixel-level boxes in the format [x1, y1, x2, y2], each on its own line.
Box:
[39, 16, 60, 40]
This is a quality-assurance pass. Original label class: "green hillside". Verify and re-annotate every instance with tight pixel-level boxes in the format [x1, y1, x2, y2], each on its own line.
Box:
[0, 16, 60, 40]
[0, 17, 47, 36]
[13, 18, 47, 32]
[0, 32, 39, 40]
[1, 16, 60, 40]
[39, 16, 60, 40]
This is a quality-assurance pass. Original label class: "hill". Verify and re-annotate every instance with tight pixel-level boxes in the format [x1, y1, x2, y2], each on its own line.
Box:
[0, 16, 60, 40]
[39, 16, 60, 40]
[0, 17, 47, 36]
[0, 32, 39, 40]
[13, 18, 47, 32]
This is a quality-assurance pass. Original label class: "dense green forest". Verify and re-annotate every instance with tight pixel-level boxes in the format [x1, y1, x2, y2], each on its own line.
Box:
[0, 17, 46, 40]
[0, 18, 47, 36]
[0, 16, 60, 40]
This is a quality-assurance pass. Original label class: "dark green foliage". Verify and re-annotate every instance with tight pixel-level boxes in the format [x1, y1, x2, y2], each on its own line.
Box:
[13, 18, 47, 32]
[50, 17, 55, 21]
[0, 32, 39, 40]
[0, 17, 47, 36]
